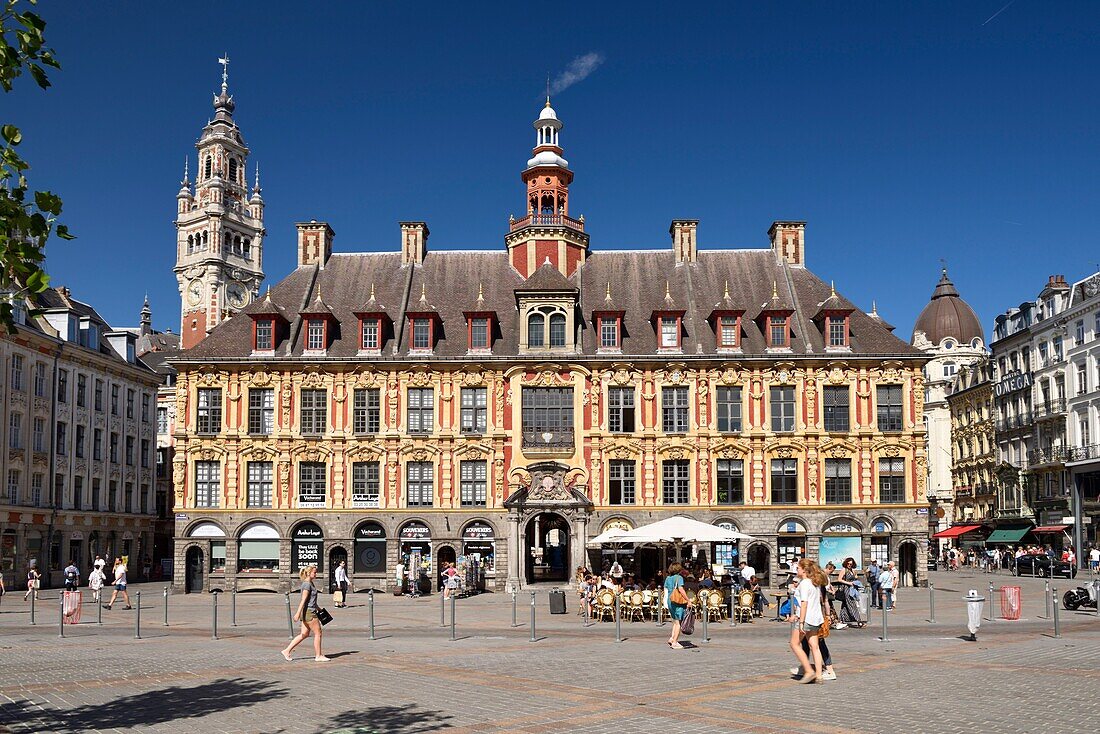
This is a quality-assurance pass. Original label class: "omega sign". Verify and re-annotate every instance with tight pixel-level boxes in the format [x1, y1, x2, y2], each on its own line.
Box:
[994, 371, 1032, 398]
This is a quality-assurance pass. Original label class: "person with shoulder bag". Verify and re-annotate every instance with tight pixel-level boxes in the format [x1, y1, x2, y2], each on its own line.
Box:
[789, 559, 829, 683]
[281, 565, 330, 662]
[22, 565, 40, 602]
[663, 562, 690, 649]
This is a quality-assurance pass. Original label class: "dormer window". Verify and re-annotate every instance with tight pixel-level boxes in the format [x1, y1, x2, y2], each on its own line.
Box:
[468, 317, 490, 351]
[600, 316, 620, 349]
[528, 313, 545, 347]
[827, 316, 848, 347]
[412, 318, 431, 350]
[361, 318, 380, 350]
[549, 313, 566, 347]
[524, 306, 569, 350]
[660, 316, 680, 349]
[255, 319, 274, 351]
[306, 319, 326, 351]
[768, 316, 789, 347]
[718, 315, 740, 348]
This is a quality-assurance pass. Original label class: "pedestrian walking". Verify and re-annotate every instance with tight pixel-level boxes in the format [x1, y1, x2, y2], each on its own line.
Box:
[789, 558, 829, 684]
[1090, 545, 1100, 574]
[103, 557, 132, 610]
[22, 564, 40, 601]
[866, 559, 880, 609]
[63, 560, 80, 592]
[442, 562, 459, 599]
[334, 560, 349, 608]
[835, 557, 864, 628]
[663, 562, 688, 649]
[0, 574, 5, 607]
[281, 565, 330, 662]
[879, 561, 898, 611]
[393, 558, 406, 596]
[88, 562, 106, 603]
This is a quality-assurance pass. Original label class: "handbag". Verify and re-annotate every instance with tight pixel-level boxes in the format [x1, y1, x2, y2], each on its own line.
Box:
[670, 584, 689, 605]
[315, 607, 333, 626]
[679, 607, 696, 635]
[819, 593, 831, 639]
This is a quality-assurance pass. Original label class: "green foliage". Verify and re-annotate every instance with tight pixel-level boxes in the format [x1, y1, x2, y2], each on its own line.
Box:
[0, 0, 71, 333]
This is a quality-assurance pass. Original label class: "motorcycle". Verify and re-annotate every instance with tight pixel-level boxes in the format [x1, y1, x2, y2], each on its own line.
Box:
[1062, 581, 1099, 611]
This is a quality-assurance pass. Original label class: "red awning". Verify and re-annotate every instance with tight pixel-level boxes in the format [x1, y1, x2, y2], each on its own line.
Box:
[932, 524, 984, 539]
[1032, 525, 1070, 534]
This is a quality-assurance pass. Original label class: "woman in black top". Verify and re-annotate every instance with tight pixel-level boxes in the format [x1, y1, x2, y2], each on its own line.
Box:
[281, 565, 329, 662]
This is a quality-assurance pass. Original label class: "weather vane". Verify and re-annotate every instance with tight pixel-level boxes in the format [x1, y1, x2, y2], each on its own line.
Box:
[218, 54, 230, 90]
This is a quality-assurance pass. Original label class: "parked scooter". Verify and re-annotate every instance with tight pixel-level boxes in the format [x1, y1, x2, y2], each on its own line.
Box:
[1062, 581, 1099, 611]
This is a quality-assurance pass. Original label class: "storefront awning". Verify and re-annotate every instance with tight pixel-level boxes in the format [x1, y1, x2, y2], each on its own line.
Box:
[932, 524, 983, 539]
[985, 527, 1030, 544]
[1032, 525, 1070, 534]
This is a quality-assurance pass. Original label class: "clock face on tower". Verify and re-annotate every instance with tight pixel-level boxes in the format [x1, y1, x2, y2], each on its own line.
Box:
[186, 280, 203, 306]
[226, 283, 247, 309]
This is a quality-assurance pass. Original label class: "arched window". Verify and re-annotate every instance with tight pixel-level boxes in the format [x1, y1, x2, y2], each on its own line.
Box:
[187, 235, 194, 255]
[234, 235, 242, 254]
[528, 313, 545, 347]
[202, 231, 209, 249]
[242, 238, 251, 258]
[204, 156, 212, 179]
[540, 194, 554, 217]
[549, 313, 566, 347]
[228, 158, 238, 182]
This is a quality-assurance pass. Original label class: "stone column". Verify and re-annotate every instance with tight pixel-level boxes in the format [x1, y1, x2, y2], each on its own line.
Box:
[573, 509, 589, 573]
[506, 512, 521, 592]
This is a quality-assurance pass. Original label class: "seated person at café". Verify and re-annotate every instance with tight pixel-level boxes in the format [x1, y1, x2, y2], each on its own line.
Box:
[748, 575, 765, 616]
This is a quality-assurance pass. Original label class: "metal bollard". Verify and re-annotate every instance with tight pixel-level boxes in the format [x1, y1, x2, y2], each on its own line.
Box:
[1052, 587, 1061, 638]
[987, 582, 994, 621]
[58, 594, 65, 638]
[231, 586, 237, 627]
[701, 601, 710, 643]
[212, 591, 219, 640]
[656, 599, 664, 627]
[30, 592, 35, 625]
[368, 588, 376, 640]
[440, 589, 446, 627]
[162, 586, 169, 627]
[929, 582, 936, 623]
[449, 592, 456, 641]
[529, 590, 536, 642]
[96, 593, 101, 625]
[614, 593, 622, 643]
[1043, 581, 1051, 619]
[1095, 579, 1100, 618]
[135, 591, 142, 639]
[583, 595, 590, 627]
[284, 592, 294, 639]
[880, 600, 890, 642]
[511, 590, 518, 628]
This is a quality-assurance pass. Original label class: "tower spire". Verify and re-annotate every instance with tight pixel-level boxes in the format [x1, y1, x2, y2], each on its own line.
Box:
[218, 53, 230, 93]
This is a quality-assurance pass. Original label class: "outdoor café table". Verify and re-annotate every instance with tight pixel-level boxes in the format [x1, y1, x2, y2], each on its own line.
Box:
[772, 591, 791, 621]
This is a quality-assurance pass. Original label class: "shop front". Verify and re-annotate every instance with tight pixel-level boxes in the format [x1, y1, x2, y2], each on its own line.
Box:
[461, 520, 496, 579]
[238, 522, 280, 572]
[818, 518, 862, 569]
[291, 521, 324, 573]
[712, 519, 742, 576]
[777, 519, 807, 571]
[399, 521, 433, 594]
[353, 521, 387, 577]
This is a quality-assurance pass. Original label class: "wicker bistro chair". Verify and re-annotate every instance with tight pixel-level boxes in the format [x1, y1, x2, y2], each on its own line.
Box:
[593, 588, 617, 622]
[732, 589, 755, 624]
[705, 589, 726, 622]
[626, 590, 647, 622]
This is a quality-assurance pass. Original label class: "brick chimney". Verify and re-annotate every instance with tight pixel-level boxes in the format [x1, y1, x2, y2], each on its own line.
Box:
[296, 221, 334, 269]
[670, 220, 698, 264]
[400, 222, 429, 266]
[769, 221, 806, 267]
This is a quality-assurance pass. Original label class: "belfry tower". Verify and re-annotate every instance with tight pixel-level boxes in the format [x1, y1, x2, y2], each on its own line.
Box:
[504, 98, 589, 278]
[174, 57, 265, 349]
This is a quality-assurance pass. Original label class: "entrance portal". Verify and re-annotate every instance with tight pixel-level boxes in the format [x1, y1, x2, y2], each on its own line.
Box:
[437, 545, 456, 591]
[899, 541, 918, 587]
[525, 512, 570, 583]
[747, 543, 771, 586]
[328, 546, 348, 592]
[185, 546, 204, 593]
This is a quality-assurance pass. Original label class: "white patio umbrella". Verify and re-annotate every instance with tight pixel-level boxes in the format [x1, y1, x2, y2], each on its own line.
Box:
[614, 515, 757, 545]
[586, 528, 629, 547]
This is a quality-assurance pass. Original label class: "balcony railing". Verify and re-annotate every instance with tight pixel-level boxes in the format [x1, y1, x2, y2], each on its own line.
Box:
[1027, 446, 1069, 467]
[1068, 443, 1100, 463]
[509, 214, 586, 232]
[1033, 398, 1066, 420]
[995, 412, 1033, 432]
[521, 427, 575, 449]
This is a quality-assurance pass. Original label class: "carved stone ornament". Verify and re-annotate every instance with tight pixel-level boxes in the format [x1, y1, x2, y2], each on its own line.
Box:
[34, 396, 49, 412]
[609, 367, 638, 386]
[529, 472, 571, 501]
[412, 449, 428, 463]
[196, 370, 224, 387]
[303, 448, 322, 463]
[10, 391, 25, 407]
[408, 370, 432, 387]
[249, 370, 272, 387]
[461, 370, 484, 386]
[302, 369, 325, 388]
[825, 364, 849, 385]
[200, 448, 218, 461]
[717, 365, 743, 385]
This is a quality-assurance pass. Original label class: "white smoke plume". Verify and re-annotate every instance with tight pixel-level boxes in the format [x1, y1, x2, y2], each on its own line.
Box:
[550, 52, 604, 95]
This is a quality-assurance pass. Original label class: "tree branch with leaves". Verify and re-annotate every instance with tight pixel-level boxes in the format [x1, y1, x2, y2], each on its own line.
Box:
[0, 0, 73, 332]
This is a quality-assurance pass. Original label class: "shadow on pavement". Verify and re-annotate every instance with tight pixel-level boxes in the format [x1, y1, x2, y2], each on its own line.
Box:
[315, 704, 452, 733]
[0, 678, 288, 732]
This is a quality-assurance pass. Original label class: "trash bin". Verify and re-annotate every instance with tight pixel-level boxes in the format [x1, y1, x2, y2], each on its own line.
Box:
[999, 586, 1022, 620]
[858, 586, 870, 616]
[548, 588, 567, 614]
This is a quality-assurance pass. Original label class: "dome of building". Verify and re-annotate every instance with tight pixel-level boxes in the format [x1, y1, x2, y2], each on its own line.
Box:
[539, 101, 558, 120]
[526, 149, 569, 169]
[912, 269, 984, 346]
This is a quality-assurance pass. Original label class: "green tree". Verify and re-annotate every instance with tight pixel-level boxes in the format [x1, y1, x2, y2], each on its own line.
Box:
[0, 0, 73, 332]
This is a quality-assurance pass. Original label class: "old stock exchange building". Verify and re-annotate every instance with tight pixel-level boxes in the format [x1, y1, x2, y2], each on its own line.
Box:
[171, 99, 931, 594]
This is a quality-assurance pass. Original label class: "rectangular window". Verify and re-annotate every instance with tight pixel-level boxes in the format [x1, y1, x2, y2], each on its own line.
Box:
[460, 387, 487, 433]
[878, 457, 905, 503]
[140, 439, 150, 468]
[196, 388, 222, 434]
[549, 315, 566, 347]
[31, 473, 43, 507]
[460, 460, 487, 507]
[769, 316, 788, 347]
[109, 433, 119, 463]
[771, 458, 798, 504]
[351, 462, 380, 508]
[7, 469, 18, 505]
[255, 319, 273, 350]
[108, 480, 117, 512]
[140, 483, 148, 515]
[299, 389, 327, 435]
[353, 388, 381, 434]
[520, 387, 573, 445]
[608, 460, 636, 505]
[715, 386, 742, 433]
[32, 418, 45, 453]
[75, 374, 86, 407]
[10, 354, 22, 391]
[125, 436, 134, 465]
[407, 387, 434, 434]
[770, 386, 795, 432]
[406, 461, 434, 507]
[824, 459, 851, 504]
[662, 386, 689, 433]
[94, 379, 103, 411]
[8, 413, 20, 449]
[1076, 319, 1085, 344]
[93, 429, 102, 460]
[126, 389, 134, 419]
[660, 316, 679, 348]
[662, 460, 690, 504]
[828, 317, 846, 347]
[719, 316, 739, 348]
[1077, 363, 1088, 395]
[823, 386, 850, 432]
[53, 474, 63, 508]
[194, 461, 220, 508]
[246, 461, 273, 508]
[1053, 336, 1063, 361]
[716, 459, 744, 504]
[607, 387, 635, 433]
[57, 369, 68, 403]
[33, 362, 46, 397]
[412, 319, 431, 350]
[360, 319, 379, 350]
[124, 482, 133, 514]
[248, 388, 275, 435]
[600, 317, 619, 349]
[55, 422, 67, 455]
[877, 385, 904, 432]
[298, 462, 327, 507]
[91, 478, 100, 511]
[157, 406, 168, 435]
[141, 394, 150, 422]
[469, 317, 489, 350]
[75, 425, 85, 459]
[306, 319, 325, 351]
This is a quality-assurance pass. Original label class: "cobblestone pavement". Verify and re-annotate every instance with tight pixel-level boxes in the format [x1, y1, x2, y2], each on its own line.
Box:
[0, 570, 1096, 733]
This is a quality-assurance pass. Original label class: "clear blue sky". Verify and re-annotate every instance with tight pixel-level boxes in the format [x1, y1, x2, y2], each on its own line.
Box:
[9, 1, 1100, 338]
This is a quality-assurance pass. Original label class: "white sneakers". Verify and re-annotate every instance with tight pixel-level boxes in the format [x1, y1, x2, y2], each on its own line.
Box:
[791, 667, 837, 681]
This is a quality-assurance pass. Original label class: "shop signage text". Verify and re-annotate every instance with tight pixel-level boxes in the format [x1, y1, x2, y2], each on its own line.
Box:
[994, 371, 1032, 397]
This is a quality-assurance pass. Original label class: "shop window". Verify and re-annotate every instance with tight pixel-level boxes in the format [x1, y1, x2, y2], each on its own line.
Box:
[778, 535, 805, 569]
[210, 541, 226, 572]
[354, 522, 386, 573]
[238, 523, 280, 572]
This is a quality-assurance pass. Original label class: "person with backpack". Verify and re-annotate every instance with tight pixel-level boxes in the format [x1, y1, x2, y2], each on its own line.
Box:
[63, 560, 80, 592]
[88, 562, 106, 603]
[22, 564, 40, 602]
[866, 559, 881, 609]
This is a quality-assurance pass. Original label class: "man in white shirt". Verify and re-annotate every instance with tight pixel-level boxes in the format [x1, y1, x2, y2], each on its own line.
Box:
[739, 561, 755, 583]
[609, 560, 624, 581]
[879, 561, 897, 610]
[1090, 546, 1100, 573]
